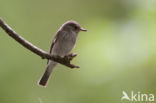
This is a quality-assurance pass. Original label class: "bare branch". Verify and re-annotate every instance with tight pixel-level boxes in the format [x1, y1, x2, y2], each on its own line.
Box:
[0, 18, 79, 68]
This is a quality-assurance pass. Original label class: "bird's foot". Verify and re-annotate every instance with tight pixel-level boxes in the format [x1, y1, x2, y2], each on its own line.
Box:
[65, 53, 78, 61]
[52, 53, 79, 68]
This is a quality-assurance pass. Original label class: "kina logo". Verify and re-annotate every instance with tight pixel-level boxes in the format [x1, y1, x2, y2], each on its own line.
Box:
[121, 91, 154, 102]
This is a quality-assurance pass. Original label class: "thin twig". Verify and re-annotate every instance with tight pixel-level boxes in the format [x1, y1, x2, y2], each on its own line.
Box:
[0, 18, 79, 68]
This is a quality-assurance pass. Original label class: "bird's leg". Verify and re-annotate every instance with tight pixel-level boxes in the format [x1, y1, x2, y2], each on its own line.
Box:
[53, 53, 77, 64]
[64, 53, 78, 61]
[62, 53, 79, 68]
[63, 53, 78, 63]
[51, 55, 79, 68]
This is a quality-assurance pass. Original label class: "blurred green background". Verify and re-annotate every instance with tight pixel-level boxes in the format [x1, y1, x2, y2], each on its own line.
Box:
[0, 0, 156, 103]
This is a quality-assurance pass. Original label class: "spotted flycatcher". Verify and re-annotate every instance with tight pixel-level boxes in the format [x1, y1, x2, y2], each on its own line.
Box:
[38, 21, 87, 86]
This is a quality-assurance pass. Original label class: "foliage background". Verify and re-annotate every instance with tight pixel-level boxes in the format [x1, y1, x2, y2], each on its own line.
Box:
[0, 0, 156, 103]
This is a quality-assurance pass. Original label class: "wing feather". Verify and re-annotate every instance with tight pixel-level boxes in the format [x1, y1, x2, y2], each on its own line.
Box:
[47, 30, 61, 64]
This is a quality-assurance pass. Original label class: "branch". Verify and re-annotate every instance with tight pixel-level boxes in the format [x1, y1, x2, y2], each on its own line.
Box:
[0, 18, 79, 68]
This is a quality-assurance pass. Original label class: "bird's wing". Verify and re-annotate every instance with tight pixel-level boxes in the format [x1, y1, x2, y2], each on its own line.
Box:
[47, 30, 62, 64]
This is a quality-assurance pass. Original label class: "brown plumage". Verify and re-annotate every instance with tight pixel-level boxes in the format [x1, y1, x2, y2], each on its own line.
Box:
[38, 21, 87, 87]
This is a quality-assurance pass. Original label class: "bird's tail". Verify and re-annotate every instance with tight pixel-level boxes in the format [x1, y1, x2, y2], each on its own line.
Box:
[38, 61, 57, 87]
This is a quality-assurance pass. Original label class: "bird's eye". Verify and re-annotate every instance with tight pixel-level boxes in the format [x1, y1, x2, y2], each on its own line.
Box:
[74, 26, 78, 29]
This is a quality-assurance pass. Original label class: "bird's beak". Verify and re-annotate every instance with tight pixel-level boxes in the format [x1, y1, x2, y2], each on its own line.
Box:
[80, 28, 87, 32]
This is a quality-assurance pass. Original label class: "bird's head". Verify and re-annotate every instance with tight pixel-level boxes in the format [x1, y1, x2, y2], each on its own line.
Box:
[61, 20, 87, 33]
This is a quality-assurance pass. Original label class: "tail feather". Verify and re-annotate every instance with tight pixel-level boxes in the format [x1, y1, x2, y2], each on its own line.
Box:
[38, 61, 57, 87]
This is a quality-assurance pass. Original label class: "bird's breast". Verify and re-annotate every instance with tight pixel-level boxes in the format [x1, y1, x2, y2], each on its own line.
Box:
[52, 32, 77, 57]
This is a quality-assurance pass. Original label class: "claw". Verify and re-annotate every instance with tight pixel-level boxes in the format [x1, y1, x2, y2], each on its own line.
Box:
[71, 53, 77, 57]
[68, 53, 77, 58]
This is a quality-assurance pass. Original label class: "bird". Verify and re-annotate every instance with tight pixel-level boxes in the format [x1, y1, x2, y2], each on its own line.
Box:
[38, 20, 87, 87]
